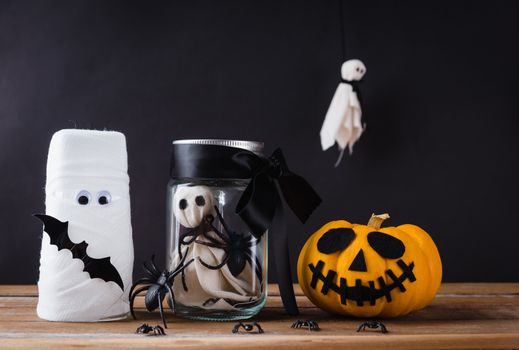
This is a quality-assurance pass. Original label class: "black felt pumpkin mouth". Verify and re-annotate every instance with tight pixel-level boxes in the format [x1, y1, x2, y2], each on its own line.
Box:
[308, 259, 416, 306]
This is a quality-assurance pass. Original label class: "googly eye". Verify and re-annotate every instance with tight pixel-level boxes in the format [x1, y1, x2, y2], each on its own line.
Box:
[76, 190, 91, 205]
[97, 191, 112, 205]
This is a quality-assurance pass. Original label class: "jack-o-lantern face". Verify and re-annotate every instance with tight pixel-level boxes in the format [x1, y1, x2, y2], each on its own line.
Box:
[297, 215, 442, 318]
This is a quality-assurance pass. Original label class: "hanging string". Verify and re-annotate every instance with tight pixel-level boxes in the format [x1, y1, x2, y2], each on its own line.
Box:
[339, 0, 346, 62]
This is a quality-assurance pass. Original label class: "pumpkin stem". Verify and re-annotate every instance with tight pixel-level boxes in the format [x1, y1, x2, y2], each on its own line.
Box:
[367, 213, 390, 229]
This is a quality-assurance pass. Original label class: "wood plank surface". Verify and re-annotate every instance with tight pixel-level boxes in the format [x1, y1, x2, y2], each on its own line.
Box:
[0, 284, 518, 350]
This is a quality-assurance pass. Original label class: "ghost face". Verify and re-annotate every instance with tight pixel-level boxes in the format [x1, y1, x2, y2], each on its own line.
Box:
[341, 59, 366, 82]
[173, 185, 215, 228]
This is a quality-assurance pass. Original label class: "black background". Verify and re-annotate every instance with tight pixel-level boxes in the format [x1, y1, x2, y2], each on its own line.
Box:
[1, 1, 518, 283]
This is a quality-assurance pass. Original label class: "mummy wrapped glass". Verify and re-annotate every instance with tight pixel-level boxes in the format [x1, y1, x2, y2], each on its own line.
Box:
[36, 129, 134, 322]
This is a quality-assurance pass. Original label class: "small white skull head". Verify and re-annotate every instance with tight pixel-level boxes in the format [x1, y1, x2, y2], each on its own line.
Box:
[341, 59, 366, 81]
[173, 185, 215, 228]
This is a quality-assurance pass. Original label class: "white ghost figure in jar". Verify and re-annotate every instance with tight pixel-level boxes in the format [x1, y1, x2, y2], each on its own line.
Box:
[320, 59, 367, 166]
[171, 185, 262, 310]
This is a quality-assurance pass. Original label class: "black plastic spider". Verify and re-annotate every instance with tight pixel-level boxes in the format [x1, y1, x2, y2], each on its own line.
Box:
[135, 323, 166, 336]
[190, 206, 263, 283]
[356, 321, 388, 333]
[291, 320, 320, 331]
[129, 252, 194, 328]
[232, 322, 264, 334]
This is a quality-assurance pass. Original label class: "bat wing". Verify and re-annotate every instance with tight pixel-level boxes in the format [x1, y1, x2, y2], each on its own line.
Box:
[34, 214, 124, 291]
[320, 83, 351, 151]
[82, 255, 124, 291]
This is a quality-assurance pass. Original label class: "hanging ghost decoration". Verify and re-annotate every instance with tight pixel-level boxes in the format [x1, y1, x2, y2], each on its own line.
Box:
[35, 129, 134, 322]
[320, 59, 366, 166]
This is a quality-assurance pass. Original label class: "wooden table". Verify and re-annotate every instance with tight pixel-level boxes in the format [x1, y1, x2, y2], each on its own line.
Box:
[1, 284, 518, 349]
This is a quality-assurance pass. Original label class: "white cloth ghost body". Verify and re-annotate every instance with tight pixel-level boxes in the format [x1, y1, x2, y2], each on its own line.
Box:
[320, 59, 366, 164]
[37, 129, 134, 322]
[170, 185, 261, 310]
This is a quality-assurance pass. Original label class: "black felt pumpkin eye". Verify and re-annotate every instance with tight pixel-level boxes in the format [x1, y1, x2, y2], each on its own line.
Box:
[317, 228, 356, 254]
[367, 231, 405, 259]
[179, 199, 188, 210]
[195, 195, 206, 207]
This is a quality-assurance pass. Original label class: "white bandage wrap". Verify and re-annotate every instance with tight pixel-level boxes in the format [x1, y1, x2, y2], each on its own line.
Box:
[37, 129, 134, 322]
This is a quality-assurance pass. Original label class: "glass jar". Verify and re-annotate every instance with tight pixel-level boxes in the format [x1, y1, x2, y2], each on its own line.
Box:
[166, 140, 267, 321]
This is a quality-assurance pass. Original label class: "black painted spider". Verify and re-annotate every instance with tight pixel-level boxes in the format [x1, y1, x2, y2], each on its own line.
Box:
[190, 206, 263, 282]
[232, 322, 264, 334]
[291, 320, 320, 331]
[356, 321, 388, 333]
[135, 323, 166, 336]
[129, 252, 194, 328]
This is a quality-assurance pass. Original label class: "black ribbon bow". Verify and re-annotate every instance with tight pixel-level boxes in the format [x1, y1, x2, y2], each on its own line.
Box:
[233, 148, 321, 238]
[341, 78, 363, 106]
[170, 143, 322, 315]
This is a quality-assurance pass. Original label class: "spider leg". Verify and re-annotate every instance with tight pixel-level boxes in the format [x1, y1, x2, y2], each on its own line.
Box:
[253, 322, 264, 333]
[213, 205, 233, 237]
[128, 279, 152, 300]
[167, 248, 189, 279]
[245, 240, 257, 248]
[133, 277, 155, 285]
[164, 282, 176, 314]
[244, 252, 263, 283]
[129, 285, 151, 320]
[168, 258, 195, 284]
[198, 253, 229, 270]
[157, 291, 167, 329]
[357, 323, 365, 332]
[380, 324, 388, 333]
[141, 263, 160, 279]
[232, 324, 240, 333]
[254, 255, 263, 282]
[194, 238, 226, 249]
[149, 255, 161, 275]
[153, 325, 166, 336]
[180, 267, 187, 291]
[205, 224, 231, 245]
[201, 230, 228, 245]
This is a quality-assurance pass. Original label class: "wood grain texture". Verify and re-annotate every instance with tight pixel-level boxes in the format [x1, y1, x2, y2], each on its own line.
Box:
[0, 284, 518, 350]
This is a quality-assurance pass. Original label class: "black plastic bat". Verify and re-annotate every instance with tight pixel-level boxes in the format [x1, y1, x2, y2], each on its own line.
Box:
[34, 214, 124, 291]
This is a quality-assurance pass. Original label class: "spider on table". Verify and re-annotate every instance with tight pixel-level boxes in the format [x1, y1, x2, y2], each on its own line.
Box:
[135, 323, 166, 336]
[291, 319, 320, 331]
[356, 321, 388, 334]
[231, 322, 264, 334]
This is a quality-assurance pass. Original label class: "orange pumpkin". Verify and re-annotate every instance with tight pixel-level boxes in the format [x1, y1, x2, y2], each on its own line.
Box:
[297, 214, 442, 317]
